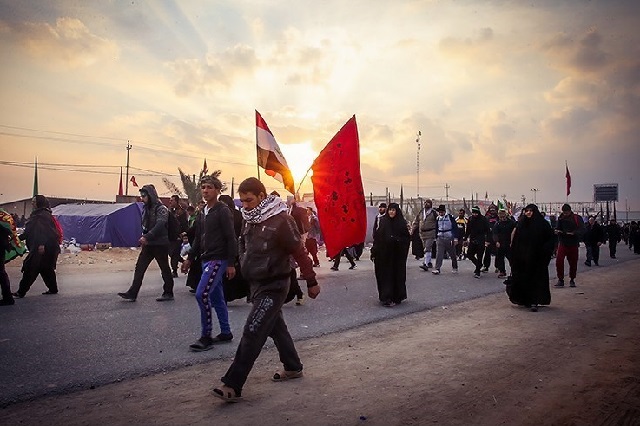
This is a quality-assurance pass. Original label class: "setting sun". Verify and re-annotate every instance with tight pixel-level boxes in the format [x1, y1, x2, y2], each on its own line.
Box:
[279, 141, 317, 188]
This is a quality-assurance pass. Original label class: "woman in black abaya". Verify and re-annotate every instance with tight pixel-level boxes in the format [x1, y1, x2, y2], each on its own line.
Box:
[508, 204, 555, 311]
[372, 203, 410, 307]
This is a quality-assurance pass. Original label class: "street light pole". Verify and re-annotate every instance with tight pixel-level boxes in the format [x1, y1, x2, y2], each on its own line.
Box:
[530, 188, 539, 204]
[415, 131, 421, 199]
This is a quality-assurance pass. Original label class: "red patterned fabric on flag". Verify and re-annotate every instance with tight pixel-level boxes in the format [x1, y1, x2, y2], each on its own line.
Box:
[118, 168, 123, 196]
[256, 110, 295, 194]
[565, 163, 571, 196]
[311, 115, 366, 259]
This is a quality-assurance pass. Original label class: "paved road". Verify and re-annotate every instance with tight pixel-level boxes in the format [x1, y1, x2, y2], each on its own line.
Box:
[0, 245, 635, 406]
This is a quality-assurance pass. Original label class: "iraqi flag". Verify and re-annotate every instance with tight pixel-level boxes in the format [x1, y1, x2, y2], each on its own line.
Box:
[256, 110, 295, 194]
[311, 115, 366, 259]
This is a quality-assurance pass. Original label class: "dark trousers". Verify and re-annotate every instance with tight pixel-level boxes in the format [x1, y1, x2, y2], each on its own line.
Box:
[482, 242, 495, 269]
[494, 245, 510, 274]
[556, 244, 578, 280]
[332, 248, 355, 269]
[608, 240, 617, 258]
[222, 277, 302, 392]
[585, 244, 600, 265]
[17, 251, 58, 296]
[186, 259, 202, 290]
[1, 261, 13, 300]
[169, 240, 182, 274]
[467, 242, 485, 274]
[127, 244, 174, 297]
[305, 238, 319, 265]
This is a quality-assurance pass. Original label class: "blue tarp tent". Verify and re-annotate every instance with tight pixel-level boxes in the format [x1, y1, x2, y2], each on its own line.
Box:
[52, 203, 143, 247]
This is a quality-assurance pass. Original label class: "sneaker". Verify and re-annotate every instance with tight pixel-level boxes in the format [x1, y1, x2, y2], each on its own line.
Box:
[427, 262, 433, 268]
[348, 264, 357, 270]
[211, 333, 234, 343]
[156, 293, 174, 301]
[431, 269, 441, 275]
[481, 267, 489, 273]
[0, 298, 15, 306]
[554, 280, 564, 288]
[189, 336, 215, 352]
[313, 263, 320, 267]
[452, 269, 458, 274]
[419, 264, 429, 272]
[117, 292, 136, 301]
[330, 266, 339, 271]
[584, 261, 591, 267]
[188, 288, 196, 293]
[530, 304, 539, 312]
[42, 290, 58, 295]
[382, 301, 396, 307]
[12, 292, 24, 299]
[569, 279, 576, 288]
[296, 295, 305, 306]
[474, 273, 481, 279]
[497, 272, 506, 278]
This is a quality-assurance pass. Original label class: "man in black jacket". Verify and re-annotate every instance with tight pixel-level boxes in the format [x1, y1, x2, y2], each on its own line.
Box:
[213, 177, 320, 403]
[554, 203, 584, 287]
[464, 206, 491, 279]
[605, 219, 621, 259]
[583, 215, 605, 266]
[118, 184, 174, 302]
[181, 176, 237, 352]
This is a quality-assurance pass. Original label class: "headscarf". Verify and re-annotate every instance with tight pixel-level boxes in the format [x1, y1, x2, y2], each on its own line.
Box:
[241, 194, 287, 224]
[379, 202, 410, 243]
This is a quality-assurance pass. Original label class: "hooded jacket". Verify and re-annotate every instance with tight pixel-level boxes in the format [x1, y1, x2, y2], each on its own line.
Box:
[140, 184, 170, 246]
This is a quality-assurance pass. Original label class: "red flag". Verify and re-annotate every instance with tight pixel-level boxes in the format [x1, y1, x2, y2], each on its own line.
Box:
[118, 167, 123, 196]
[130, 176, 138, 187]
[256, 110, 295, 194]
[565, 162, 571, 196]
[311, 116, 366, 259]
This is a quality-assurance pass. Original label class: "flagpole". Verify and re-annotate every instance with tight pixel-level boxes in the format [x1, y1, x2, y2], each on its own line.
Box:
[296, 166, 313, 201]
[33, 157, 39, 197]
[255, 111, 261, 180]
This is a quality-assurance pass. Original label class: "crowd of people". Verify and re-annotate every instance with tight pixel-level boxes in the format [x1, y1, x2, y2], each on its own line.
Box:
[2, 184, 639, 402]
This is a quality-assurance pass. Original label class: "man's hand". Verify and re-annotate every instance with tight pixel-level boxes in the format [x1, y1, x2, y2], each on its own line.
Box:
[139, 236, 148, 246]
[226, 266, 236, 280]
[495, 242, 501, 248]
[181, 259, 191, 274]
[307, 284, 320, 299]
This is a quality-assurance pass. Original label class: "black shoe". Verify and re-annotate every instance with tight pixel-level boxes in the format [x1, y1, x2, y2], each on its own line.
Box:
[330, 267, 339, 271]
[481, 267, 489, 273]
[12, 292, 24, 299]
[156, 293, 174, 301]
[211, 333, 233, 343]
[0, 298, 15, 306]
[584, 261, 591, 267]
[42, 290, 58, 295]
[569, 279, 576, 288]
[427, 262, 433, 268]
[313, 263, 320, 267]
[554, 280, 564, 288]
[349, 264, 357, 270]
[189, 288, 196, 293]
[594, 262, 599, 266]
[474, 273, 481, 279]
[118, 292, 136, 301]
[189, 336, 215, 352]
[530, 304, 538, 312]
[419, 264, 429, 272]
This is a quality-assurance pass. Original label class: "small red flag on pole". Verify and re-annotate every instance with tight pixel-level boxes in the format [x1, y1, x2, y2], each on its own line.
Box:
[130, 176, 138, 187]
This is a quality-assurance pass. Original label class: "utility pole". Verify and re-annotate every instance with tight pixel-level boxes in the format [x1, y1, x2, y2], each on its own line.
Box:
[125, 141, 132, 196]
[415, 131, 421, 199]
[530, 188, 539, 204]
[444, 183, 450, 202]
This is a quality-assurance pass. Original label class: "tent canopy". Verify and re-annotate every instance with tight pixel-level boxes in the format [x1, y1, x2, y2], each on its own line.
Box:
[52, 203, 143, 247]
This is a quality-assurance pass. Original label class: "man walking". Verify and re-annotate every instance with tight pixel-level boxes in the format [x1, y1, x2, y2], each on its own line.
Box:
[432, 205, 459, 275]
[213, 177, 320, 403]
[583, 215, 604, 267]
[118, 184, 174, 302]
[465, 206, 491, 279]
[181, 176, 237, 352]
[554, 203, 584, 288]
[412, 198, 438, 271]
[169, 195, 189, 278]
[493, 209, 516, 278]
[605, 219, 621, 259]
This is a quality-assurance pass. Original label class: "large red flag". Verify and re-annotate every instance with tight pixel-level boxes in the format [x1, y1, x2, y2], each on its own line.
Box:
[565, 162, 571, 196]
[311, 115, 366, 259]
[256, 110, 295, 194]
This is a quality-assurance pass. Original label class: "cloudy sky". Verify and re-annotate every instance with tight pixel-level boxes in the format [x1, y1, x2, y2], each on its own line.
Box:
[1, 0, 639, 210]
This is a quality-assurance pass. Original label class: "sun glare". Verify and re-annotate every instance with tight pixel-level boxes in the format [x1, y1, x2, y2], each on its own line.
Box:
[279, 141, 316, 185]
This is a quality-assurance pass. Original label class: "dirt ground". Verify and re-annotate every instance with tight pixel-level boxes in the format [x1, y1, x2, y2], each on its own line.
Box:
[3, 250, 640, 425]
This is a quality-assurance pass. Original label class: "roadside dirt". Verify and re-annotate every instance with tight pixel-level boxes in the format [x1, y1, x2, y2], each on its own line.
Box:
[3, 254, 639, 425]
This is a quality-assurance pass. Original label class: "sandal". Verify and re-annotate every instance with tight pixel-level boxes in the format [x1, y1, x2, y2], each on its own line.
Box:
[212, 385, 243, 403]
[272, 369, 303, 382]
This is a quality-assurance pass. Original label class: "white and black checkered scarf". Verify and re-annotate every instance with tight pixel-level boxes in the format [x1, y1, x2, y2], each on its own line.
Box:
[241, 194, 288, 224]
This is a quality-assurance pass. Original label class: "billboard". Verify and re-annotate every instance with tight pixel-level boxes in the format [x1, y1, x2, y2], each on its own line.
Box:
[593, 184, 618, 202]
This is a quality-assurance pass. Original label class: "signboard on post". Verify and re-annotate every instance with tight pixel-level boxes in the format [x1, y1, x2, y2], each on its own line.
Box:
[593, 183, 618, 202]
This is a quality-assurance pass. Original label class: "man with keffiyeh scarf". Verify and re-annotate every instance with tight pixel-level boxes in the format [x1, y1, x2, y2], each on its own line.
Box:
[213, 177, 320, 403]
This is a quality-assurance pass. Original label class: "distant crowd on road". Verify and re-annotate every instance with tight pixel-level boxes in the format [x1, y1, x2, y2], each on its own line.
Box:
[2, 183, 639, 403]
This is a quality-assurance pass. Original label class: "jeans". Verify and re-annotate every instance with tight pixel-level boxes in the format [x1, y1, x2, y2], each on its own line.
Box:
[127, 244, 174, 297]
[222, 277, 302, 392]
[196, 260, 231, 337]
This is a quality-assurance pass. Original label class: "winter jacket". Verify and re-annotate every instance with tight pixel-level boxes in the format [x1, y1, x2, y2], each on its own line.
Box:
[556, 213, 584, 247]
[493, 218, 517, 246]
[465, 214, 491, 243]
[239, 211, 316, 286]
[412, 208, 438, 240]
[189, 202, 237, 264]
[140, 184, 170, 246]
